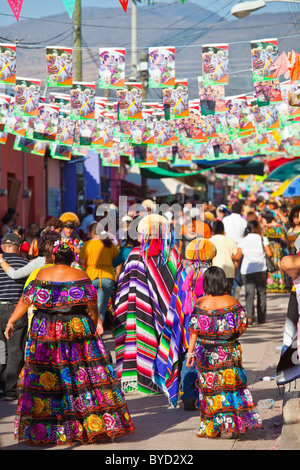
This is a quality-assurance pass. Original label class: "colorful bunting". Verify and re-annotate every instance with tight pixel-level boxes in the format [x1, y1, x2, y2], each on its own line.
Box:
[61, 0, 76, 19]
[7, 0, 23, 21]
[119, 0, 129, 13]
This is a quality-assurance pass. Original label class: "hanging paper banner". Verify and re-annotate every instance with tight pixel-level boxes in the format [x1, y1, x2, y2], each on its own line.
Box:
[173, 142, 193, 166]
[148, 47, 175, 88]
[29, 103, 60, 142]
[119, 0, 129, 13]
[56, 111, 75, 145]
[153, 111, 172, 147]
[198, 76, 226, 115]
[194, 141, 214, 160]
[46, 47, 73, 87]
[254, 79, 283, 106]
[62, 0, 76, 18]
[0, 94, 11, 131]
[50, 142, 72, 160]
[7, 0, 23, 21]
[0, 130, 8, 145]
[101, 144, 121, 166]
[226, 95, 256, 140]
[117, 82, 143, 121]
[14, 135, 47, 156]
[251, 38, 278, 82]
[0, 44, 16, 84]
[14, 77, 41, 117]
[202, 44, 229, 86]
[90, 114, 115, 149]
[163, 79, 189, 120]
[99, 48, 126, 89]
[252, 101, 280, 133]
[70, 82, 96, 120]
[6, 98, 30, 136]
[130, 109, 155, 146]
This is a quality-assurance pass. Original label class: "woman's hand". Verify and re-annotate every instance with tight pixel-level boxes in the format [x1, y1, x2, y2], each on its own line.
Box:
[96, 318, 104, 337]
[186, 353, 195, 368]
[4, 323, 14, 340]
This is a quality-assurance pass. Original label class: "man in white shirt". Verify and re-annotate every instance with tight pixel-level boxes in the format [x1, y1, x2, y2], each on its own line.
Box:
[222, 202, 247, 298]
[210, 220, 242, 293]
[223, 202, 247, 244]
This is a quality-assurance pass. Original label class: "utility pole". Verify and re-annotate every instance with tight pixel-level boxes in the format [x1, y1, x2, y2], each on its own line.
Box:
[74, 0, 82, 82]
[131, 0, 138, 80]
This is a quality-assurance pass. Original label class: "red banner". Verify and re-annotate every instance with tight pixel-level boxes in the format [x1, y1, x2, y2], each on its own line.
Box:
[119, 0, 129, 13]
[7, 0, 23, 21]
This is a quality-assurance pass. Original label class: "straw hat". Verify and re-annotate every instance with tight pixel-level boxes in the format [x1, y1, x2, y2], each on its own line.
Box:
[137, 214, 169, 234]
[142, 199, 155, 210]
[59, 212, 80, 227]
[185, 238, 217, 261]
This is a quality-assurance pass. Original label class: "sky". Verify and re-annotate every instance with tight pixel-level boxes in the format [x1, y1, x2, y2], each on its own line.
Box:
[0, 0, 296, 26]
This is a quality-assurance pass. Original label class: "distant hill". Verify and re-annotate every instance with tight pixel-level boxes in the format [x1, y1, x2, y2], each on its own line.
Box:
[1, 0, 300, 98]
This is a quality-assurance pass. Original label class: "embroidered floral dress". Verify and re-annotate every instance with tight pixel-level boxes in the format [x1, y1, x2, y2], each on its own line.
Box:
[14, 278, 135, 446]
[189, 303, 262, 438]
[262, 225, 288, 293]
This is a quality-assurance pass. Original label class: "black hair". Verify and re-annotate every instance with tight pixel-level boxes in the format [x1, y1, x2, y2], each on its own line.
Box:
[244, 220, 260, 237]
[39, 229, 61, 262]
[54, 243, 75, 266]
[202, 266, 230, 296]
[212, 220, 224, 235]
[289, 205, 300, 228]
[231, 202, 243, 214]
[262, 211, 274, 224]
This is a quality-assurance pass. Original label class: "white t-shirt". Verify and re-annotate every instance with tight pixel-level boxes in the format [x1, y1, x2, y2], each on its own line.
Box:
[210, 234, 238, 279]
[239, 233, 269, 275]
[223, 213, 247, 244]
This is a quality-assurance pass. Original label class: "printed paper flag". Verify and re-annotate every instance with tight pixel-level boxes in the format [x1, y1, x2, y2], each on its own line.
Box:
[70, 82, 96, 120]
[202, 44, 229, 86]
[46, 47, 73, 87]
[62, 0, 76, 19]
[119, 0, 129, 12]
[251, 38, 278, 82]
[0, 44, 16, 84]
[148, 47, 175, 88]
[99, 48, 126, 89]
[7, 0, 23, 21]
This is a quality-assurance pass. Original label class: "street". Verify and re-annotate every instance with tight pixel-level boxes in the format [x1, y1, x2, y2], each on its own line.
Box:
[0, 291, 288, 451]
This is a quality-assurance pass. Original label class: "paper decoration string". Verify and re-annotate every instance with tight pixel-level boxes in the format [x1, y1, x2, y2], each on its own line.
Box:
[119, 0, 129, 13]
[7, 0, 23, 21]
[61, 0, 77, 19]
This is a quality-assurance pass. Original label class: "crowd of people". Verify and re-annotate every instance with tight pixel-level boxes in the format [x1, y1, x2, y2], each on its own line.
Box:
[0, 194, 299, 446]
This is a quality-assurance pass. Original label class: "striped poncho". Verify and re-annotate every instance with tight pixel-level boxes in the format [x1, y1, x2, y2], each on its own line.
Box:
[113, 244, 181, 394]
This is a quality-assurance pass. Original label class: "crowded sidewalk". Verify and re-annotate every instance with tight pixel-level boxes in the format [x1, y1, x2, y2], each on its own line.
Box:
[0, 290, 291, 451]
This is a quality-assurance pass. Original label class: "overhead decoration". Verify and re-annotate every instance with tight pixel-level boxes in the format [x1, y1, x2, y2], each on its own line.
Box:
[46, 47, 73, 87]
[1, 36, 300, 172]
[202, 44, 229, 86]
[119, 0, 129, 13]
[61, 0, 76, 19]
[7, 0, 23, 21]
[148, 47, 175, 88]
[251, 38, 278, 83]
[0, 44, 16, 84]
[99, 48, 126, 89]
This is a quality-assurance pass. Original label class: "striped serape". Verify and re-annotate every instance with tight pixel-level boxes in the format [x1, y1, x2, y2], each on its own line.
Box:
[114, 245, 180, 394]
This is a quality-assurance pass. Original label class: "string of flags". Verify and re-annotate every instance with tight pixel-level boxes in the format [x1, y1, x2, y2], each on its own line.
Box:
[0, 38, 300, 168]
[6, 0, 185, 20]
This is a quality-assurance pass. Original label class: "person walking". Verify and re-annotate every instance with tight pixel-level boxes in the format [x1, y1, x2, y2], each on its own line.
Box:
[79, 222, 119, 325]
[239, 220, 272, 324]
[0, 232, 29, 401]
[222, 202, 247, 298]
[210, 219, 242, 293]
[114, 214, 181, 395]
[5, 240, 135, 446]
[186, 266, 262, 438]
[153, 238, 217, 410]
[261, 211, 289, 293]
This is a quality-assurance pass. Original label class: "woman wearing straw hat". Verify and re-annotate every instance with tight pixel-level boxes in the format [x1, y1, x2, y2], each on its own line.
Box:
[114, 213, 181, 395]
[153, 238, 217, 410]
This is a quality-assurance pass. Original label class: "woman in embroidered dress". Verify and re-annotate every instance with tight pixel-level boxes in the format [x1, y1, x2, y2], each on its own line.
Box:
[261, 211, 289, 293]
[186, 266, 262, 439]
[4, 240, 135, 446]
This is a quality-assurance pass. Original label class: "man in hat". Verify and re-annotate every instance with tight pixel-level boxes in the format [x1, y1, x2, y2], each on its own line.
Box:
[0, 232, 28, 400]
[153, 238, 217, 410]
